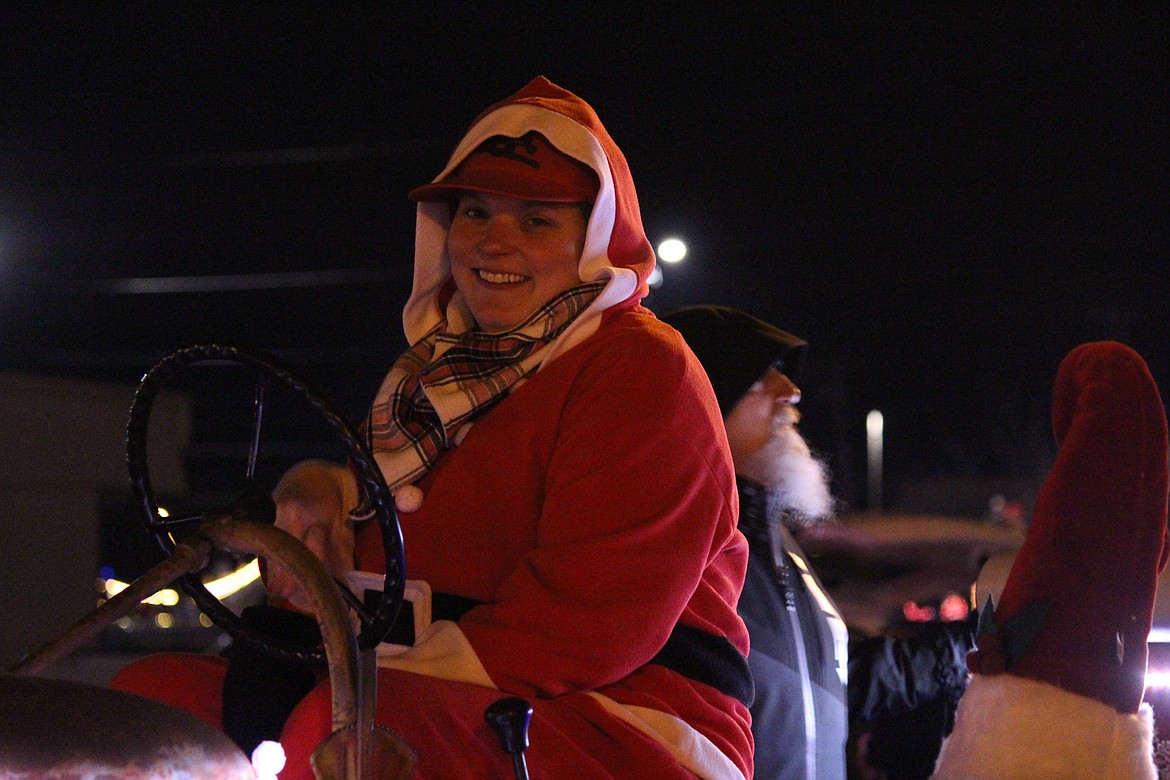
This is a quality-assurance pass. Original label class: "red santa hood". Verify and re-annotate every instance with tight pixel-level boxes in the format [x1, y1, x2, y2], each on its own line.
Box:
[402, 76, 656, 365]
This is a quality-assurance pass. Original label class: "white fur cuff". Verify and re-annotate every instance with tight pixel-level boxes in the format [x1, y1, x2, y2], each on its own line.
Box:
[932, 674, 1156, 779]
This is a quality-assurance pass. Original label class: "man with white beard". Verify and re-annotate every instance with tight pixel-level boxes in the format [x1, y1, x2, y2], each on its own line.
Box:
[664, 305, 848, 780]
[665, 306, 974, 780]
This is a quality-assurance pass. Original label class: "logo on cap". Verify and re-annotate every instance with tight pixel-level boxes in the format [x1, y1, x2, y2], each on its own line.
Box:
[482, 132, 543, 170]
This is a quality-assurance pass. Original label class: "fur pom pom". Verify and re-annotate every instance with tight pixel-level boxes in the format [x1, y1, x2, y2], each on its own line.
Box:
[393, 485, 424, 513]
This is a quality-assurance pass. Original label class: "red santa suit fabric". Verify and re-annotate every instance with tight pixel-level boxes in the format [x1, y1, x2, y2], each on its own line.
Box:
[932, 341, 1169, 779]
[285, 308, 752, 779]
[114, 77, 753, 779]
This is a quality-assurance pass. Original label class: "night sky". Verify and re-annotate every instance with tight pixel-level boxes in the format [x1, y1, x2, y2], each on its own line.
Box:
[2, 4, 1167, 514]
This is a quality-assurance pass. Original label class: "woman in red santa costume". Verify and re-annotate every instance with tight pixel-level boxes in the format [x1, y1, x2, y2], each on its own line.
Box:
[932, 340, 1169, 779]
[114, 77, 753, 779]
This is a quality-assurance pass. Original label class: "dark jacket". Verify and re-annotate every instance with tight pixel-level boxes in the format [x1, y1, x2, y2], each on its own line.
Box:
[737, 479, 849, 780]
[847, 611, 975, 779]
[848, 619, 974, 724]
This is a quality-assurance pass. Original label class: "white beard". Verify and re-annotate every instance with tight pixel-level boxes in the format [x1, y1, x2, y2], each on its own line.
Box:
[737, 423, 836, 527]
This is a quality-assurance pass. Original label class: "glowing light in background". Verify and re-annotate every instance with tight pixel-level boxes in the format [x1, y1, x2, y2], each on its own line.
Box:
[1147, 638, 1170, 689]
[102, 558, 261, 603]
[866, 409, 884, 510]
[103, 581, 180, 606]
[649, 237, 685, 288]
[252, 740, 287, 780]
[656, 238, 687, 263]
[938, 593, 970, 622]
[205, 558, 261, 598]
[902, 601, 936, 622]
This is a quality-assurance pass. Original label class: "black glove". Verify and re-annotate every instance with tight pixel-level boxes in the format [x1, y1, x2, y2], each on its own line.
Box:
[848, 619, 975, 722]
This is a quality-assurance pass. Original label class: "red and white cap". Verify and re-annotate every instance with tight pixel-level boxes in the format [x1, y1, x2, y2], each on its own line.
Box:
[408, 130, 599, 204]
[935, 341, 1169, 779]
[967, 341, 1169, 713]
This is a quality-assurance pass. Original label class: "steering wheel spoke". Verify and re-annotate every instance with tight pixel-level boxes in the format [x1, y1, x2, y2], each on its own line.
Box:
[148, 512, 210, 530]
[245, 374, 269, 482]
[334, 578, 378, 625]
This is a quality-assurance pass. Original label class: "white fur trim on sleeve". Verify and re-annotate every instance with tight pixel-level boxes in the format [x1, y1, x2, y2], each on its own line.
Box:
[932, 673, 1157, 779]
[374, 619, 498, 691]
[586, 693, 745, 780]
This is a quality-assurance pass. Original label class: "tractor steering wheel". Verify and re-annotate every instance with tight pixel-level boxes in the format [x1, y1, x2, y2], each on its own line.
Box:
[125, 343, 405, 664]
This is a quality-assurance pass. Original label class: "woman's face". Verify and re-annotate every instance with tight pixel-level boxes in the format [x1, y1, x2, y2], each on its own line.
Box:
[446, 192, 588, 333]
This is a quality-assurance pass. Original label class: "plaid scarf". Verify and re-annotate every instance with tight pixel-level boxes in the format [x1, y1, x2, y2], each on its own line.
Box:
[367, 281, 605, 490]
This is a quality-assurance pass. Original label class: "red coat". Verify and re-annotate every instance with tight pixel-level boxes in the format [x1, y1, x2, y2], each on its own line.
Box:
[346, 75, 754, 776]
[347, 307, 752, 778]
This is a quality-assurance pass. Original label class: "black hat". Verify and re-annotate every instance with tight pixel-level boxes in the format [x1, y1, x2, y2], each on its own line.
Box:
[662, 305, 808, 415]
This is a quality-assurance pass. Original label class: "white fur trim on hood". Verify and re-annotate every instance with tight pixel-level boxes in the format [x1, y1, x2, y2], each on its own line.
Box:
[403, 77, 654, 370]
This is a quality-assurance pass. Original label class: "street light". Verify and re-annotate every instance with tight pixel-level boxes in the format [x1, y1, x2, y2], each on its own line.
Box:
[867, 409, 884, 510]
[656, 238, 687, 263]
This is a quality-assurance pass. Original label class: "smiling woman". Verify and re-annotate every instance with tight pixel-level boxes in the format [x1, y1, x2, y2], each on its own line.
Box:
[112, 76, 755, 780]
[407, 126, 601, 334]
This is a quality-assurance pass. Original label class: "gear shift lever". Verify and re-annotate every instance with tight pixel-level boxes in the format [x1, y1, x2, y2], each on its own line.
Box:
[484, 696, 533, 780]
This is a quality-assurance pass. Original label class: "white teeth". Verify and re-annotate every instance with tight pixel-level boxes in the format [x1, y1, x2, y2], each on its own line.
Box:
[477, 269, 526, 284]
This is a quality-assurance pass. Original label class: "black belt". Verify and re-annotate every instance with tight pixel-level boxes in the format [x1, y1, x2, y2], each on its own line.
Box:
[380, 590, 754, 708]
[649, 623, 754, 707]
